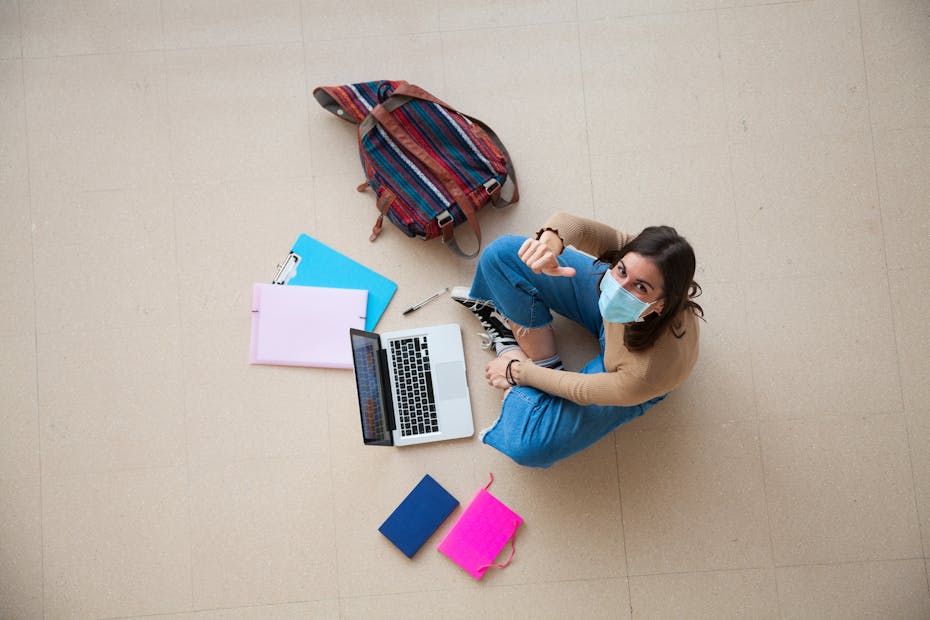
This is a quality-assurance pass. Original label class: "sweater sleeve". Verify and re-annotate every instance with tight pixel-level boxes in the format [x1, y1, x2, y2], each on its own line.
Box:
[544, 212, 633, 258]
[517, 361, 664, 407]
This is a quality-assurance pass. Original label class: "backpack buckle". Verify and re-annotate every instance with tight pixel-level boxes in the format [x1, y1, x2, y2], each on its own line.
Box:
[483, 178, 502, 205]
[436, 210, 455, 243]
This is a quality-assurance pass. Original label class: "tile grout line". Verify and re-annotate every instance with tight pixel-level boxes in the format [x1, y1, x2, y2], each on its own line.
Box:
[624, 554, 929, 579]
[299, 0, 316, 191]
[16, 0, 48, 615]
[855, 0, 930, 583]
[154, 0, 197, 612]
[18, 38, 304, 61]
[712, 4, 784, 615]
[574, 13, 598, 223]
[612, 444, 635, 616]
[297, 2, 345, 612]
[572, 1, 636, 610]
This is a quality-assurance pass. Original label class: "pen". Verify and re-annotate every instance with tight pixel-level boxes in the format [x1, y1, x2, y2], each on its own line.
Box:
[402, 287, 449, 316]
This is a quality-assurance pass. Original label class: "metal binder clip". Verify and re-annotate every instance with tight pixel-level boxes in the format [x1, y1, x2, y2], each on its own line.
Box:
[272, 252, 301, 285]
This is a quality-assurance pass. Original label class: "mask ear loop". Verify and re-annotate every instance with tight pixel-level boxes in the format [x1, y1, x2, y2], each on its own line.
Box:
[476, 472, 519, 572]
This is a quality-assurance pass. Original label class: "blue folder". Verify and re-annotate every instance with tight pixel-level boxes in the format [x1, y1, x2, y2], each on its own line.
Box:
[274, 234, 397, 332]
[379, 475, 459, 559]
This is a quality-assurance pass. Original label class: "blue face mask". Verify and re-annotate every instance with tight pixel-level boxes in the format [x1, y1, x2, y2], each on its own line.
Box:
[598, 272, 656, 324]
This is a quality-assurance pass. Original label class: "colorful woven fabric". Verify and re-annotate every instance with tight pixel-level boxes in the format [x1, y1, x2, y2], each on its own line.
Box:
[313, 80, 518, 256]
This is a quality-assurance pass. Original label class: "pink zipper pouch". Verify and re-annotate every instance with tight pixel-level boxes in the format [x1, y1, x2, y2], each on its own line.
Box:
[437, 476, 522, 580]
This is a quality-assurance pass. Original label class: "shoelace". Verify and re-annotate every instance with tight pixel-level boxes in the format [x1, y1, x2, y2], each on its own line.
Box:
[477, 332, 499, 350]
[461, 300, 515, 349]
[477, 326, 516, 350]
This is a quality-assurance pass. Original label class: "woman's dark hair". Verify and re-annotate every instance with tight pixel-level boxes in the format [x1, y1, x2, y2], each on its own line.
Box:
[597, 225, 703, 352]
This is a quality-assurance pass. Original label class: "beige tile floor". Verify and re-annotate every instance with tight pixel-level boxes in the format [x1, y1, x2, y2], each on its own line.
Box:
[1, 0, 929, 618]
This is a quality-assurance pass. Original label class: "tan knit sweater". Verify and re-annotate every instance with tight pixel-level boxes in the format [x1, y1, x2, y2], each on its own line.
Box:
[516, 212, 700, 406]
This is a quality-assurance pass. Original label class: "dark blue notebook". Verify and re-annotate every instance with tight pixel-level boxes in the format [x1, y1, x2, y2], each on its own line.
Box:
[379, 475, 459, 558]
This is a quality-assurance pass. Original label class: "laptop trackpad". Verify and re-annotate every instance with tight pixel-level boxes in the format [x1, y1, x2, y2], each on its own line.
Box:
[433, 361, 468, 401]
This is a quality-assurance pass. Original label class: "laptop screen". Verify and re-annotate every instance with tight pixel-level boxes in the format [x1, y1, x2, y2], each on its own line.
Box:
[349, 329, 392, 445]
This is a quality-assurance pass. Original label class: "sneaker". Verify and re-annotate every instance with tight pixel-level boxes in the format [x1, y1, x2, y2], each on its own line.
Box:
[450, 286, 518, 351]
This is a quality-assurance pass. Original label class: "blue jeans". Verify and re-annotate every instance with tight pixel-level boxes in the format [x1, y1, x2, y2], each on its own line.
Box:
[470, 235, 667, 468]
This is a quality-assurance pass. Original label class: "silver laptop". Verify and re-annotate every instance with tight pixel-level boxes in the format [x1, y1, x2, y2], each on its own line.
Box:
[349, 323, 474, 446]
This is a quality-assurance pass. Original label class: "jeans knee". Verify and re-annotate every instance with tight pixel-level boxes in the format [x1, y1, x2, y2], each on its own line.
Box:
[511, 450, 551, 469]
[479, 235, 525, 270]
[500, 440, 554, 469]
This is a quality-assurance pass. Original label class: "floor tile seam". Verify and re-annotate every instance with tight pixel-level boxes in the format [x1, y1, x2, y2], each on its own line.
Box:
[773, 554, 930, 572]
[856, 4, 930, 138]
[573, 21, 600, 252]
[924, 559, 930, 608]
[726, 126, 880, 151]
[41, 454, 333, 482]
[734, 302, 779, 605]
[167, 172, 315, 192]
[333, 574, 629, 602]
[288, 2, 776, 44]
[20, 48, 168, 62]
[186, 452, 334, 469]
[867, 121, 930, 136]
[887, 264, 930, 274]
[631, 409, 904, 433]
[168, 169, 316, 190]
[722, 37, 793, 594]
[102, 597, 342, 620]
[320, 370, 344, 601]
[881, 275, 930, 563]
[627, 564, 776, 580]
[716, 0, 810, 8]
[157, 2, 198, 605]
[333, 584, 476, 602]
[32, 320, 184, 341]
[586, 135, 730, 160]
[755, 409, 906, 425]
[19, 39, 308, 62]
[429, 5, 734, 40]
[27, 177, 319, 202]
[626, 554, 928, 579]
[40, 462, 189, 482]
[305, 20, 576, 44]
[613, 437, 635, 609]
[437, 20, 450, 110]
[736, 265, 883, 286]
[28, 182, 178, 195]
[436, 18, 580, 37]
[705, 6, 762, 455]
[17, 7, 48, 616]
[298, 1, 317, 182]
[587, 126, 885, 174]
[162, 40, 305, 57]
[855, 0, 929, 565]
[623, 408, 909, 435]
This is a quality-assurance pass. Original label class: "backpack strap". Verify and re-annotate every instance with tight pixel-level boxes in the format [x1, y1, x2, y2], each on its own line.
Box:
[463, 114, 518, 208]
[391, 83, 519, 209]
[368, 104, 483, 258]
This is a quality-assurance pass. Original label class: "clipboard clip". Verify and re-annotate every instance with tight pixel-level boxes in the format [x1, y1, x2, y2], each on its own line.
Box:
[272, 252, 301, 285]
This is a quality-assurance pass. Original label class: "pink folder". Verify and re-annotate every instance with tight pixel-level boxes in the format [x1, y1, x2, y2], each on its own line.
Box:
[250, 283, 367, 369]
[437, 475, 523, 580]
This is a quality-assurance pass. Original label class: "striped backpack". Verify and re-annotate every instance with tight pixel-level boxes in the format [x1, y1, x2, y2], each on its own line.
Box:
[312, 80, 519, 257]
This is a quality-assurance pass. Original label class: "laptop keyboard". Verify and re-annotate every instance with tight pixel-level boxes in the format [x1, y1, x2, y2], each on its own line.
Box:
[389, 335, 438, 437]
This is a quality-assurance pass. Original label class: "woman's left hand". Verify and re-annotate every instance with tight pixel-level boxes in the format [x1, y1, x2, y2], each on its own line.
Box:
[485, 357, 516, 390]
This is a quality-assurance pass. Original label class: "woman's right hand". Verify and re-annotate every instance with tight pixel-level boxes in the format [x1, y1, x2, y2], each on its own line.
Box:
[518, 236, 577, 277]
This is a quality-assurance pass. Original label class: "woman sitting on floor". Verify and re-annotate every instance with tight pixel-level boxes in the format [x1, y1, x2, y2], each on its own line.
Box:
[452, 212, 703, 468]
